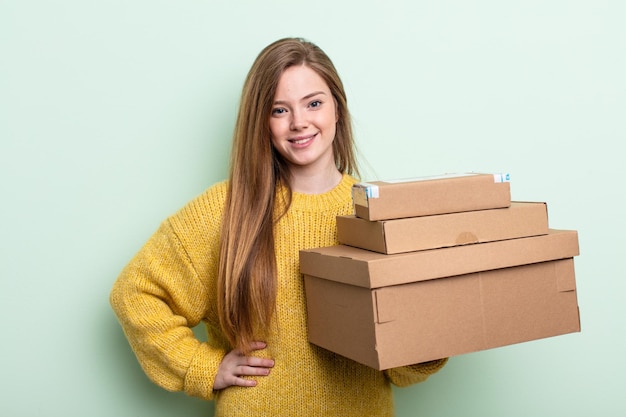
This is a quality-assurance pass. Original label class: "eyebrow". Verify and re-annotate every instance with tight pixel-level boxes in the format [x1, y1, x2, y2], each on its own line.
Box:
[273, 91, 327, 105]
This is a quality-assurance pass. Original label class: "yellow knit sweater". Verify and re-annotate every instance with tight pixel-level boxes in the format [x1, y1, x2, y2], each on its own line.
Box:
[110, 174, 447, 416]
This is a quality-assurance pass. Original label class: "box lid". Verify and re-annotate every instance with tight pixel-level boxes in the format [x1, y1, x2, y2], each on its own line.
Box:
[352, 172, 511, 220]
[300, 229, 579, 288]
[337, 201, 549, 254]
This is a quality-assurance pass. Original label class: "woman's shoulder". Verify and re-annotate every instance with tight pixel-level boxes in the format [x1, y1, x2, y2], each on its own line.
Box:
[345, 174, 359, 187]
[195, 179, 229, 206]
[168, 179, 229, 233]
[189, 179, 228, 209]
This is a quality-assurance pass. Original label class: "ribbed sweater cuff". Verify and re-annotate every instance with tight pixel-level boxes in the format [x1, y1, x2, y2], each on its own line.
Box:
[386, 358, 449, 387]
[183, 343, 226, 400]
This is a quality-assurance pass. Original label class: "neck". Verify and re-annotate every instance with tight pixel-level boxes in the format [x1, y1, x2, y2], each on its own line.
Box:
[288, 163, 343, 194]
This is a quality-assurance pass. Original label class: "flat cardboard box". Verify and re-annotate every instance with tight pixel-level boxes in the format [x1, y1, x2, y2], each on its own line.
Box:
[304, 258, 580, 370]
[337, 202, 549, 254]
[301, 229, 579, 288]
[352, 173, 511, 221]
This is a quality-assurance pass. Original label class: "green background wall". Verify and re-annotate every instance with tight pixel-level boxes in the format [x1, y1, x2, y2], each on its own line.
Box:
[2, 1, 624, 416]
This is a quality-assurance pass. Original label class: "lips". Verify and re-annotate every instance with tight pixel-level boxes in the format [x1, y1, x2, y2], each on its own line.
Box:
[289, 133, 317, 145]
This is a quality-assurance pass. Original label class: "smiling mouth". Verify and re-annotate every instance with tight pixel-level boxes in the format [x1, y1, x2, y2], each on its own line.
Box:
[289, 133, 316, 145]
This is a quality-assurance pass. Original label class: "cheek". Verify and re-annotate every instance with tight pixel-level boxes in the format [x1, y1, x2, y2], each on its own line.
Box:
[328, 113, 338, 139]
[268, 119, 277, 139]
[268, 121, 285, 152]
[327, 107, 339, 133]
[270, 136, 280, 152]
[269, 118, 286, 140]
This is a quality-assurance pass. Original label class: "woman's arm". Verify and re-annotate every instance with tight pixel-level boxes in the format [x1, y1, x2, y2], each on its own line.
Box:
[110, 219, 225, 400]
[384, 358, 449, 387]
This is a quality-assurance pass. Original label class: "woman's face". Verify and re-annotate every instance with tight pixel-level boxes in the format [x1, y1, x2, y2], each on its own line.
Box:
[269, 65, 338, 174]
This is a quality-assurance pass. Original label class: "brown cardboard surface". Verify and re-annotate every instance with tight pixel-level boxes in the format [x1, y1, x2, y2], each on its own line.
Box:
[337, 201, 549, 254]
[352, 173, 511, 221]
[304, 258, 580, 370]
[300, 229, 579, 288]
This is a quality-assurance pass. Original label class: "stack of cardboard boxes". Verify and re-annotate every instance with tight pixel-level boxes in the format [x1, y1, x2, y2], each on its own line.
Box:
[300, 173, 580, 370]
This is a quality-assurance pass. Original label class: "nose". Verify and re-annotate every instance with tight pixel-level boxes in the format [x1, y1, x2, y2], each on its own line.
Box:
[290, 109, 308, 130]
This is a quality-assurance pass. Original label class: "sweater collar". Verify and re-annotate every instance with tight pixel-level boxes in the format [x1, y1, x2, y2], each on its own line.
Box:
[284, 174, 358, 212]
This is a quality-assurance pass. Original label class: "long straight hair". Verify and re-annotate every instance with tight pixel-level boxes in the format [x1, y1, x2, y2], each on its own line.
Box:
[217, 38, 359, 352]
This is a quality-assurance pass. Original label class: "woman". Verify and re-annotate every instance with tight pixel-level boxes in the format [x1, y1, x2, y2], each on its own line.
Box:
[110, 37, 446, 416]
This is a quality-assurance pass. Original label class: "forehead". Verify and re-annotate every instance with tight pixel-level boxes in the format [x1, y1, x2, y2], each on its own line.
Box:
[274, 65, 330, 99]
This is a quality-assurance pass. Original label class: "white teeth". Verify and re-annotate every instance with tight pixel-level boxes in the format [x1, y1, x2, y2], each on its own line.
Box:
[292, 137, 311, 145]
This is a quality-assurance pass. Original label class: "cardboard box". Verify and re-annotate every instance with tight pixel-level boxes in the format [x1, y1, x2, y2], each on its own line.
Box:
[304, 258, 580, 370]
[352, 173, 511, 221]
[337, 202, 549, 254]
[301, 229, 578, 288]
[300, 229, 580, 369]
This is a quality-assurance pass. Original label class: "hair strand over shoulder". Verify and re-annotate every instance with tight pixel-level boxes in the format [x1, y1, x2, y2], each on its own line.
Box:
[217, 37, 359, 353]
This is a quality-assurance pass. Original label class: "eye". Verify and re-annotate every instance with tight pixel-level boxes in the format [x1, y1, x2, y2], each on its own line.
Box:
[271, 107, 286, 116]
[309, 100, 322, 108]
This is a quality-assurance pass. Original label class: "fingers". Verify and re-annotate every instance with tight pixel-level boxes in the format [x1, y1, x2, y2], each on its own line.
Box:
[214, 342, 275, 390]
[232, 352, 275, 381]
[240, 356, 275, 371]
[248, 341, 268, 351]
[229, 362, 271, 388]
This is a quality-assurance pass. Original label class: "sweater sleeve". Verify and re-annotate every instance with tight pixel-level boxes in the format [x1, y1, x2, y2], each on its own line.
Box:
[110, 219, 225, 400]
[384, 358, 449, 387]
